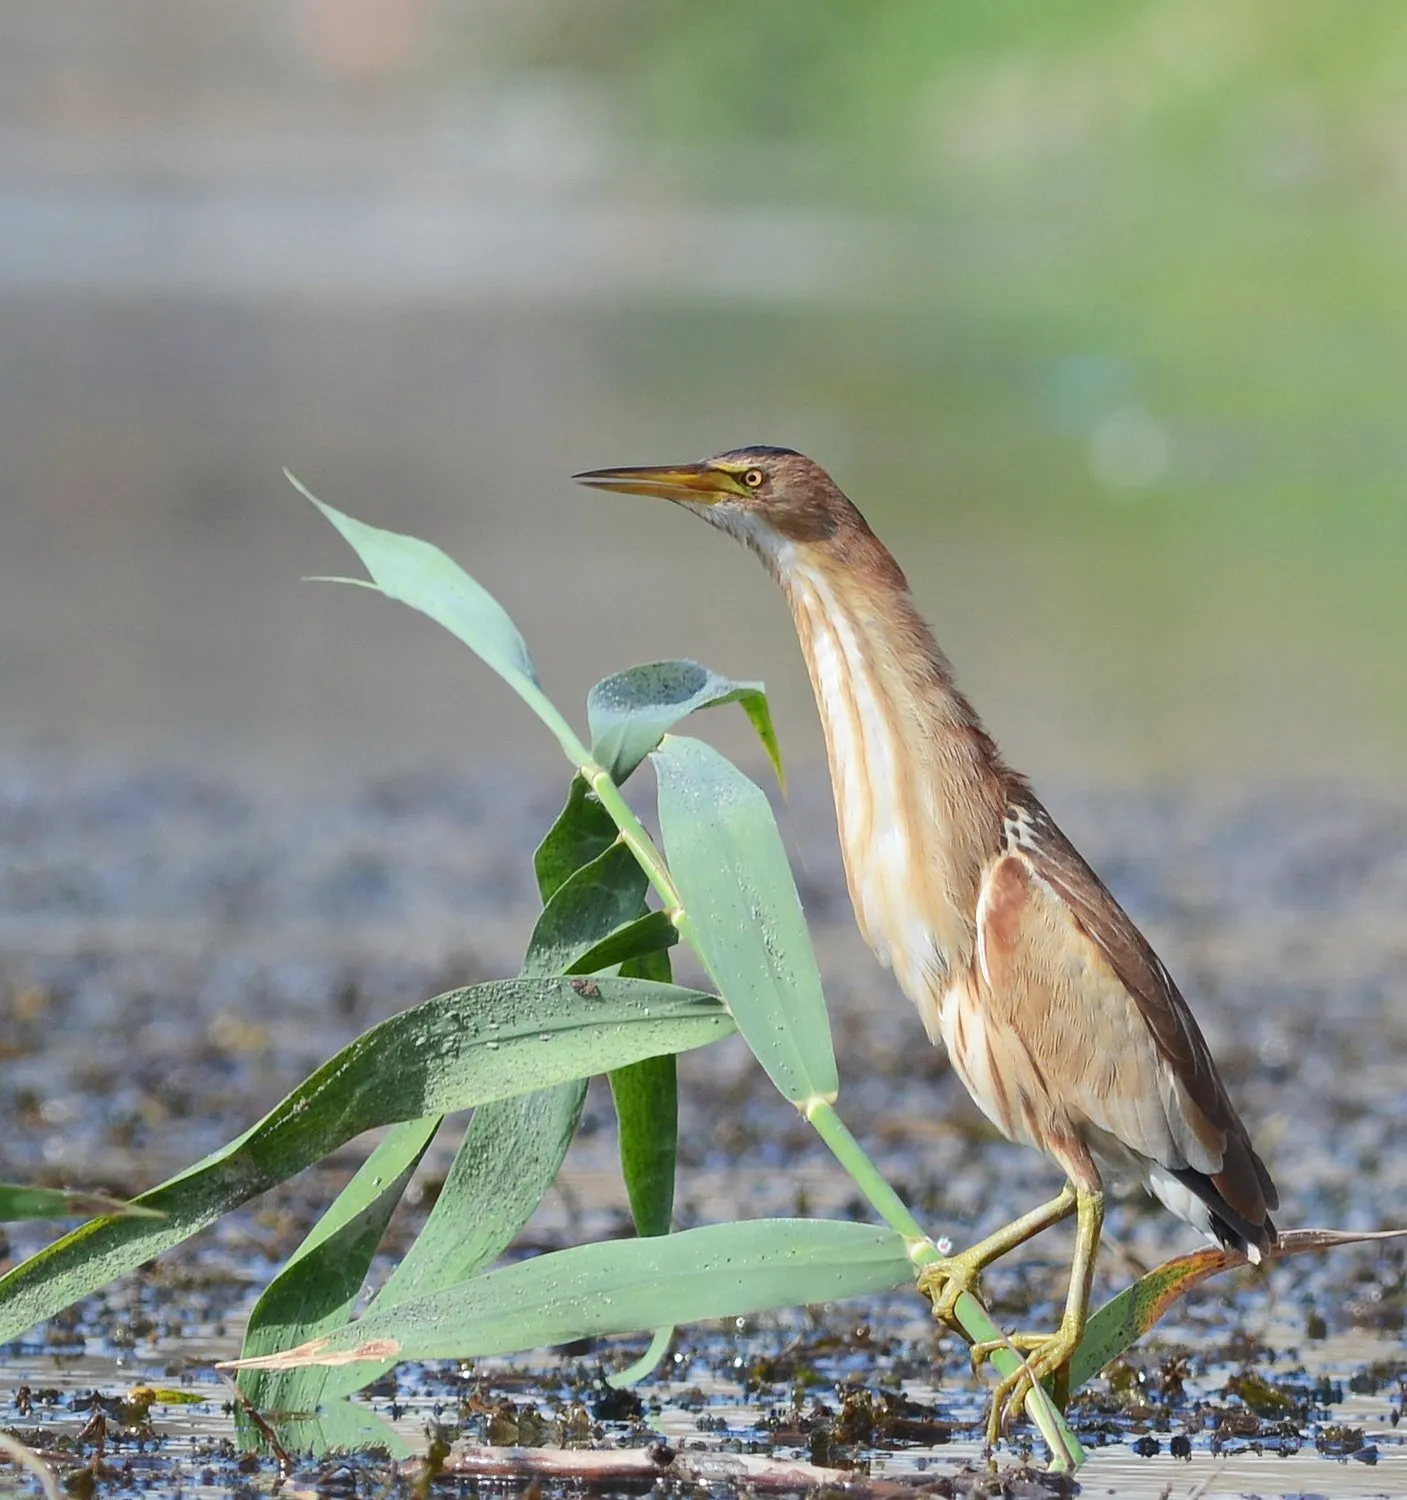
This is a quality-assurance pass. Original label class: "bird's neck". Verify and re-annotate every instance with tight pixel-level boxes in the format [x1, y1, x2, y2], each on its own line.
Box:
[775, 542, 1008, 996]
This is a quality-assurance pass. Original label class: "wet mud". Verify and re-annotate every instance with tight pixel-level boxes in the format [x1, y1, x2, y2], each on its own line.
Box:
[0, 764, 1403, 1496]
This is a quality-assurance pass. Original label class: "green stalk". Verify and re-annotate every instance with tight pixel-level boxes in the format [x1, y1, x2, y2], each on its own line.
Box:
[586, 766, 686, 917]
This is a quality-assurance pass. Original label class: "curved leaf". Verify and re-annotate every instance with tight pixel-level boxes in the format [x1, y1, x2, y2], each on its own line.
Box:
[238, 1117, 439, 1412]
[533, 776, 617, 901]
[588, 660, 784, 787]
[295, 476, 587, 763]
[654, 735, 838, 1104]
[222, 1219, 914, 1372]
[522, 842, 647, 979]
[0, 977, 731, 1345]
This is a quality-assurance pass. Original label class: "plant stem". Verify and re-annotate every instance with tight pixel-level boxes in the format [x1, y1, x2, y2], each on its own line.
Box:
[804, 1099, 1084, 1473]
[803, 1098, 929, 1243]
[585, 765, 686, 919]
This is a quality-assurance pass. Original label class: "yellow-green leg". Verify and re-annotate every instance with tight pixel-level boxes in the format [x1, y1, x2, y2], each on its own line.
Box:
[915, 1183, 1078, 1329]
[972, 1187, 1104, 1447]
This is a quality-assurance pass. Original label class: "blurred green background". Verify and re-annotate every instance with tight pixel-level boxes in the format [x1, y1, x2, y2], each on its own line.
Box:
[2, 0, 1403, 787]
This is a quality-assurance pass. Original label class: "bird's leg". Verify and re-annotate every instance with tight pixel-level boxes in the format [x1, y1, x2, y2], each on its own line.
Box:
[916, 1184, 1077, 1329]
[973, 1187, 1104, 1447]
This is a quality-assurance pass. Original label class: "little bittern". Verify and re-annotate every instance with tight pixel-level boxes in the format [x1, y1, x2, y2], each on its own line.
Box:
[577, 448, 1278, 1441]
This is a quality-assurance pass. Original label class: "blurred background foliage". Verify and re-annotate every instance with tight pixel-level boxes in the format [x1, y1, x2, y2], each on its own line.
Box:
[1, 0, 1402, 783]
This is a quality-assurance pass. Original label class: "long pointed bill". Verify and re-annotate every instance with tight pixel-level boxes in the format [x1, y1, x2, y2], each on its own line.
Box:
[573, 463, 737, 504]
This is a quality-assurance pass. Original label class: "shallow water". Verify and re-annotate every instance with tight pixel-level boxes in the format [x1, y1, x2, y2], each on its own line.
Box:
[1, 764, 1403, 1496]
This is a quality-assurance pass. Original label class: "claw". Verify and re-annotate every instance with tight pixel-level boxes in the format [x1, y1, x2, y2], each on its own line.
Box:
[968, 1330, 1049, 1369]
[981, 1324, 1083, 1447]
[915, 1251, 985, 1332]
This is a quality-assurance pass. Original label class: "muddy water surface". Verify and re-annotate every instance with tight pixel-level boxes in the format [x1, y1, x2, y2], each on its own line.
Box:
[0, 765, 1403, 1496]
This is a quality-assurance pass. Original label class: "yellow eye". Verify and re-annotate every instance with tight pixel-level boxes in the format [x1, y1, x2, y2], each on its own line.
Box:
[742, 468, 765, 489]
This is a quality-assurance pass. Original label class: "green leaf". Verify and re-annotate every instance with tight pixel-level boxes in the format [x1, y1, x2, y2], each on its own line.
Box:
[609, 942, 678, 1241]
[222, 1220, 914, 1373]
[654, 735, 838, 1105]
[522, 842, 647, 979]
[295, 476, 587, 764]
[238, 1118, 439, 1413]
[570, 910, 677, 975]
[323, 1082, 589, 1402]
[0, 977, 731, 1345]
[530, 789, 681, 1246]
[587, 660, 784, 788]
[0, 1185, 163, 1223]
[608, 1324, 675, 1390]
[609, 1055, 677, 1239]
[533, 776, 617, 901]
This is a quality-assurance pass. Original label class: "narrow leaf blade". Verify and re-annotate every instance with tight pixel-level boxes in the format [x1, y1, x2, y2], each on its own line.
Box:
[0, 1186, 163, 1223]
[609, 1056, 677, 1239]
[610, 942, 680, 1241]
[570, 910, 677, 975]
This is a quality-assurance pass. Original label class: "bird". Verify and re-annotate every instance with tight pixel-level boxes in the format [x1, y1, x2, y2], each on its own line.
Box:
[576, 446, 1278, 1440]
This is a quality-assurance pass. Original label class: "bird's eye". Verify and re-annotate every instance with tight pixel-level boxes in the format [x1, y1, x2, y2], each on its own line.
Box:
[742, 468, 765, 489]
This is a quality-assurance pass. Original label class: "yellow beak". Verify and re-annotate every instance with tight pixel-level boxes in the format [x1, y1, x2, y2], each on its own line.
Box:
[572, 462, 739, 504]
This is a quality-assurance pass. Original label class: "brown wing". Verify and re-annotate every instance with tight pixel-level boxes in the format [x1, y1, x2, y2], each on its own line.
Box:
[991, 785, 1277, 1248]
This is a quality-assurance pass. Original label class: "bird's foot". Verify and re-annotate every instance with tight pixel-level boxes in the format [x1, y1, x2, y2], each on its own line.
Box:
[970, 1320, 1082, 1448]
[914, 1251, 987, 1333]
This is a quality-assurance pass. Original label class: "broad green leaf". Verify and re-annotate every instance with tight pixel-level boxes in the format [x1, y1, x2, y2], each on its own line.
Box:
[295, 477, 587, 764]
[323, 1082, 589, 1402]
[588, 660, 784, 788]
[0, 977, 731, 1345]
[222, 1220, 914, 1372]
[533, 776, 617, 901]
[0, 1185, 163, 1223]
[238, 1118, 439, 1413]
[654, 735, 838, 1105]
[522, 842, 647, 979]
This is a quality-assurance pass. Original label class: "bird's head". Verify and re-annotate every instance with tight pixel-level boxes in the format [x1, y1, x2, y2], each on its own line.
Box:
[574, 446, 856, 562]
